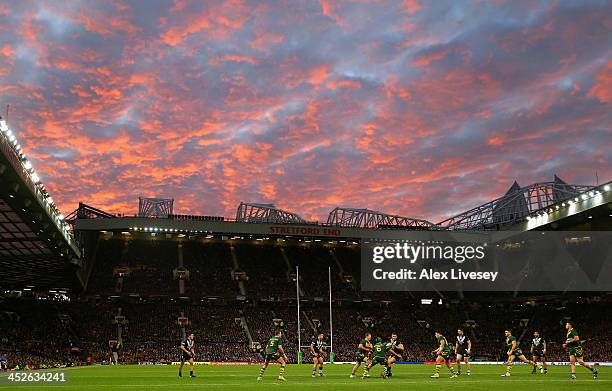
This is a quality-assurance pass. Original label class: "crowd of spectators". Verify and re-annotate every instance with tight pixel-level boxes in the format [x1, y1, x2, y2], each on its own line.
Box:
[4, 296, 611, 368]
[182, 242, 239, 297]
[2, 238, 611, 368]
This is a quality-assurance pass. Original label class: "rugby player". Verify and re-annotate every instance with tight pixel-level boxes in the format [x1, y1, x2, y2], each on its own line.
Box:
[310, 333, 326, 377]
[530, 331, 547, 374]
[430, 330, 457, 379]
[455, 328, 472, 376]
[350, 332, 372, 378]
[385, 332, 404, 377]
[178, 333, 196, 378]
[257, 330, 288, 381]
[362, 337, 390, 379]
[563, 321, 598, 380]
[501, 329, 537, 377]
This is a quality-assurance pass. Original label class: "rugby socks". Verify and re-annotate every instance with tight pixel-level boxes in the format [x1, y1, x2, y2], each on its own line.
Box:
[279, 365, 285, 377]
[435, 364, 441, 375]
[506, 364, 512, 374]
[363, 368, 369, 377]
[189, 370, 193, 377]
[449, 366, 456, 374]
[259, 365, 267, 378]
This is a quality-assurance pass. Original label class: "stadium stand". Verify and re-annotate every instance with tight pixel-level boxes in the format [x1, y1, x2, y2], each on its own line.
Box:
[2, 244, 611, 368]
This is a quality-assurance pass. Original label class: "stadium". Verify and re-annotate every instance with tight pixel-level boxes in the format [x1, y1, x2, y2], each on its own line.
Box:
[2, 111, 612, 389]
[1, 1, 611, 391]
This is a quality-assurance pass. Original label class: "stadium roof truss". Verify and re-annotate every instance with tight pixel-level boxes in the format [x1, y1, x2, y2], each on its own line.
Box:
[326, 207, 435, 229]
[437, 177, 593, 230]
[66, 202, 116, 222]
[236, 202, 307, 224]
[138, 197, 174, 218]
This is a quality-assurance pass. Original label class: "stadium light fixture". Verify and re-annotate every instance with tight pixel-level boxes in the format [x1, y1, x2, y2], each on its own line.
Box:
[31, 173, 41, 183]
[604, 185, 611, 191]
[58, 214, 65, 221]
[23, 160, 32, 171]
[0, 120, 7, 131]
[588, 191, 595, 197]
[581, 194, 588, 200]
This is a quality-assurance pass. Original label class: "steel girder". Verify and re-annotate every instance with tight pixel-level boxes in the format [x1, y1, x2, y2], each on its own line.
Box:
[326, 207, 434, 228]
[138, 197, 174, 218]
[235, 202, 307, 224]
[436, 181, 592, 230]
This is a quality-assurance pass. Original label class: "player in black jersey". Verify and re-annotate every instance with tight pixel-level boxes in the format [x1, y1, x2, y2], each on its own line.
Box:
[109, 340, 120, 365]
[179, 333, 196, 378]
[310, 333, 327, 377]
[385, 333, 404, 377]
[530, 331, 548, 374]
[455, 328, 472, 376]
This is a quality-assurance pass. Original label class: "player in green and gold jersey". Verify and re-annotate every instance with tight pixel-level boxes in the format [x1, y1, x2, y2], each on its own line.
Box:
[501, 329, 537, 377]
[563, 321, 598, 380]
[350, 332, 372, 378]
[430, 330, 457, 379]
[362, 337, 390, 379]
[257, 330, 288, 381]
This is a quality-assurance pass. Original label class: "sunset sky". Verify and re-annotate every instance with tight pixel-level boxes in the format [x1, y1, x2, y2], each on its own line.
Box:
[0, 0, 610, 222]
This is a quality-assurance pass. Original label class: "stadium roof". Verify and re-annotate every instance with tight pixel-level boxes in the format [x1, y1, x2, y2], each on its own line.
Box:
[0, 117, 82, 290]
[436, 176, 595, 230]
[74, 177, 612, 239]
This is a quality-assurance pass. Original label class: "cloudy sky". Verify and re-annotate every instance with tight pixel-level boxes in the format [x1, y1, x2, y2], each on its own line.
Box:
[0, 0, 610, 222]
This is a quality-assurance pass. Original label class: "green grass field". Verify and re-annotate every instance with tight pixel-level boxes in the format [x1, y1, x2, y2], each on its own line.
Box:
[0, 364, 608, 390]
